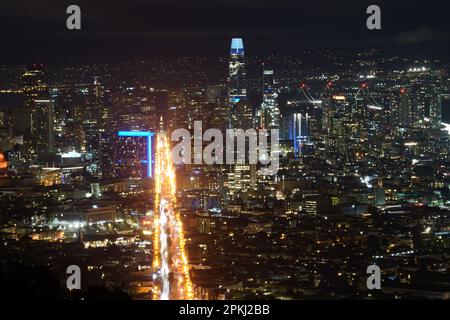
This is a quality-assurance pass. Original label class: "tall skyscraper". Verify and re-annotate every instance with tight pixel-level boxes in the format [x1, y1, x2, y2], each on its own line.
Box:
[206, 85, 229, 132]
[405, 68, 442, 129]
[397, 88, 411, 128]
[260, 69, 280, 129]
[228, 38, 252, 130]
[21, 65, 54, 159]
[228, 38, 246, 105]
[32, 99, 54, 156]
[227, 38, 253, 199]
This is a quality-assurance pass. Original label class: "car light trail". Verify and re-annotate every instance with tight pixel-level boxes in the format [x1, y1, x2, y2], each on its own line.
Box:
[159, 199, 170, 300]
[152, 133, 194, 300]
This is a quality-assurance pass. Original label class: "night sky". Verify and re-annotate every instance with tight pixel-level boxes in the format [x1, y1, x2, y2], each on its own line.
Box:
[0, 0, 449, 64]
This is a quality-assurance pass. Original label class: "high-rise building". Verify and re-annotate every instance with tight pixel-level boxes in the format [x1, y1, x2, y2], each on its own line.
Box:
[228, 38, 252, 130]
[167, 90, 182, 135]
[21, 65, 54, 159]
[31, 99, 54, 156]
[115, 135, 148, 179]
[260, 69, 280, 129]
[0, 91, 22, 153]
[397, 88, 411, 128]
[180, 87, 206, 131]
[405, 67, 442, 129]
[99, 131, 116, 179]
[206, 85, 229, 132]
[228, 38, 246, 105]
[227, 38, 254, 200]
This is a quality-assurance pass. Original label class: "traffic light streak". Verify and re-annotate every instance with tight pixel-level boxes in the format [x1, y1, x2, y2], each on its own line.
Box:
[152, 133, 194, 300]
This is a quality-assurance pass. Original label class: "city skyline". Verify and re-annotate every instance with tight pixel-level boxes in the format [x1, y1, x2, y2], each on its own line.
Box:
[1, 1, 450, 305]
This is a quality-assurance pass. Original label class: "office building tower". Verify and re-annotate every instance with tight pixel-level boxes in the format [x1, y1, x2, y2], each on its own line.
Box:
[228, 38, 246, 105]
[398, 88, 411, 128]
[21, 65, 54, 159]
[206, 85, 229, 132]
[228, 38, 252, 130]
[227, 38, 253, 199]
[32, 99, 54, 156]
[405, 68, 442, 129]
[260, 69, 280, 129]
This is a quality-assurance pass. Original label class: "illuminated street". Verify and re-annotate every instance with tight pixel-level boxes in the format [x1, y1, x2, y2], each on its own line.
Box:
[152, 133, 194, 300]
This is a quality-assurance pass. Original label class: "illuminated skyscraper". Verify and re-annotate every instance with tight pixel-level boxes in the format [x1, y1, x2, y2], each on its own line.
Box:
[206, 85, 229, 132]
[405, 67, 442, 129]
[21, 65, 54, 159]
[260, 69, 280, 129]
[116, 131, 154, 179]
[397, 88, 411, 128]
[228, 38, 246, 104]
[32, 99, 54, 156]
[227, 38, 253, 199]
[228, 38, 252, 130]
